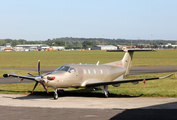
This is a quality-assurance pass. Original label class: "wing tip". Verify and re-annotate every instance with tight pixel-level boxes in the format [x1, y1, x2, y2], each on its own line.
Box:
[159, 73, 174, 79]
[10, 71, 15, 75]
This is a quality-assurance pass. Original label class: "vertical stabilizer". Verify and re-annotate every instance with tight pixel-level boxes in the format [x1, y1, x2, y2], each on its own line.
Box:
[104, 49, 155, 75]
[121, 50, 134, 75]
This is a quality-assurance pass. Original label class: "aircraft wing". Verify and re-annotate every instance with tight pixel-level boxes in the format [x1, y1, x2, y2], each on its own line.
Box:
[85, 73, 173, 87]
[3, 72, 38, 81]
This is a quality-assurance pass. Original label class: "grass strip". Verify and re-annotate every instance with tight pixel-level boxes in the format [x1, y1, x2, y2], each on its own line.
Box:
[0, 49, 177, 67]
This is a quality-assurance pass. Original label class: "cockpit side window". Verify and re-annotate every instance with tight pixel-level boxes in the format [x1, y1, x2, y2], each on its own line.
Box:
[69, 68, 76, 73]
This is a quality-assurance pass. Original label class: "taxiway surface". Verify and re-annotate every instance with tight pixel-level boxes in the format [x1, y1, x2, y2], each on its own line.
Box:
[0, 94, 177, 120]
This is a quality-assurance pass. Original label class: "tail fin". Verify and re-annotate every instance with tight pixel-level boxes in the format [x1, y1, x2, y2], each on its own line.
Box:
[104, 49, 155, 75]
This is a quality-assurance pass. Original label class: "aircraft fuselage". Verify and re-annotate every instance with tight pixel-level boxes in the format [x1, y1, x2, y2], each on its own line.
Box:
[44, 64, 126, 89]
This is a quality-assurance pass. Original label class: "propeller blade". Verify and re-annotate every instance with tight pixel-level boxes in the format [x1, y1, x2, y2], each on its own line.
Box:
[40, 80, 49, 94]
[38, 60, 40, 75]
[32, 81, 39, 93]
[27, 73, 34, 77]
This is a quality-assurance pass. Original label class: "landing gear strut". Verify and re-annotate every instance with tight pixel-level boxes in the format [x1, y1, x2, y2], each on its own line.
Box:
[54, 89, 58, 100]
[53, 89, 64, 99]
[102, 85, 109, 97]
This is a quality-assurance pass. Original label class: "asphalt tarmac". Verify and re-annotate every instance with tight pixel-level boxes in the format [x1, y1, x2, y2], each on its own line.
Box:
[1, 94, 177, 120]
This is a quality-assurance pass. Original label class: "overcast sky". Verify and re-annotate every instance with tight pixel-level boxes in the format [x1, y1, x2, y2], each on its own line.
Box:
[0, 0, 177, 41]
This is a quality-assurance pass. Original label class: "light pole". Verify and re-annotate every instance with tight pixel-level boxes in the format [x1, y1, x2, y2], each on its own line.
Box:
[151, 34, 153, 48]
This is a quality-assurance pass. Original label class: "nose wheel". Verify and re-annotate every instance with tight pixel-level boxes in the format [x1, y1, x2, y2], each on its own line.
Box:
[54, 89, 58, 100]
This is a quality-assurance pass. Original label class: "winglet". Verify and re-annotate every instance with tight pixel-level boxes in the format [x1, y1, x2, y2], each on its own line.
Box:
[159, 73, 174, 79]
[96, 61, 100, 66]
[10, 71, 15, 75]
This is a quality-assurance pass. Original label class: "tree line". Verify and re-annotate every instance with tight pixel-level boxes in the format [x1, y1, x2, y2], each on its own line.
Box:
[0, 38, 176, 49]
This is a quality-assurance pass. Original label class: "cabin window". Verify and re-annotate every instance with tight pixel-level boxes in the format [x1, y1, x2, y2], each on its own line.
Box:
[69, 68, 76, 73]
[93, 69, 96, 74]
[100, 69, 103, 74]
[88, 69, 91, 74]
[84, 69, 86, 74]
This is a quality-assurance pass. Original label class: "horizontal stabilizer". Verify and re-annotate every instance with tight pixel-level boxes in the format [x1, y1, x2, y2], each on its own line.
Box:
[107, 49, 155, 52]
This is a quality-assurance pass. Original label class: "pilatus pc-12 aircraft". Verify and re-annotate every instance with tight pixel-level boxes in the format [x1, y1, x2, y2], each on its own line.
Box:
[3, 49, 173, 99]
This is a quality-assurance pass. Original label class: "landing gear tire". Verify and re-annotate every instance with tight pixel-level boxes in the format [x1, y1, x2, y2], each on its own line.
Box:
[104, 91, 109, 98]
[54, 93, 58, 100]
[54, 88, 59, 100]
[102, 85, 109, 98]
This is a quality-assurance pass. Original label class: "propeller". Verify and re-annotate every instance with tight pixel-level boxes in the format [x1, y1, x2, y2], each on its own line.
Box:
[27, 73, 34, 77]
[38, 60, 40, 75]
[32, 81, 39, 93]
[40, 80, 49, 94]
[31, 60, 49, 94]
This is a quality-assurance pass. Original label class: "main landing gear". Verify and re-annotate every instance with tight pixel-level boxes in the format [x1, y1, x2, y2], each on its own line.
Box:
[102, 85, 109, 97]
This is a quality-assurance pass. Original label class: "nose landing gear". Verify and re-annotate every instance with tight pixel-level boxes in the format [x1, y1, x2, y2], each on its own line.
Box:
[54, 89, 58, 99]
[53, 89, 64, 100]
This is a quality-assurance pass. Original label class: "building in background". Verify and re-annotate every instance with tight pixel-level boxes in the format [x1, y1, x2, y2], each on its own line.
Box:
[13, 47, 24, 51]
[0, 46, 5, 51]
[117, 45, 130, 49]
[136, 44, 152, 48]
[157, 43, 177, 49]
[4, 43, 13, 51]
[15, 44, 50, 51]
[91, 45, 117, 50]
[51, 46, 65, 51]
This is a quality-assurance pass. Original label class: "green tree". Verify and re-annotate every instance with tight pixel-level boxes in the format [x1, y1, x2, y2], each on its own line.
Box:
[0, 39, 6, 46]
[18, 39, 27, 44]
[168, 45, 173, 49]
[11, 40, 20, 46]
[55, 40, 65, 46]
[82, 41, 93, 48]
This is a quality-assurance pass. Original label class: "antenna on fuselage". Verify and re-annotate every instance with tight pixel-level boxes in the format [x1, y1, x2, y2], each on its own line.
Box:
[96, 61, 100, 66]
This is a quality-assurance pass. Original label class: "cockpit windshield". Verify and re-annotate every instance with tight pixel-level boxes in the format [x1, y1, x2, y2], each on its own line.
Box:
[55, 66, 63, 71]
[55, 66, 70, 72]
[61, 66, 70, 71]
